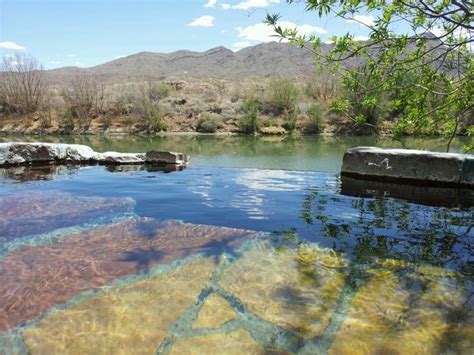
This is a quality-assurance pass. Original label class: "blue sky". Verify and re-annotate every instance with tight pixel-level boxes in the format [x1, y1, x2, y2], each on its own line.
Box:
[0, 0, 374, 69]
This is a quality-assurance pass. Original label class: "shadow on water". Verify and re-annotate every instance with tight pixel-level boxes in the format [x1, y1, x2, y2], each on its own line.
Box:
[117, 247, 167, 274]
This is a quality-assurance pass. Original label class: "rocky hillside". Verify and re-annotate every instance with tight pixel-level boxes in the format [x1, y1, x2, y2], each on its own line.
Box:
[47, 42, 339, 83]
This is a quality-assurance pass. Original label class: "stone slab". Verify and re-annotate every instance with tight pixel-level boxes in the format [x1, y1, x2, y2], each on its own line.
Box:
[192, 293, 236, 329]
[341, 146, 473, 187]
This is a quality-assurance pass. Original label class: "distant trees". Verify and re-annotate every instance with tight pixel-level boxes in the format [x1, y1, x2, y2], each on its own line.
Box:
[266, 0, 474, 151]
[0, 53, 49, 115]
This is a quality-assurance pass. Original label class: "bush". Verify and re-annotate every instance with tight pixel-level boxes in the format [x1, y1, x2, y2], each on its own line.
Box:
[0, 53, 49, 115]
[196, 112, 220, 133]
[282, 106, 299, 132]
[62, 74, 105, 125]
[142, 100, 167, 132]
[143, 82, 171, 102]
[267, 79, 299, 114]
[332, 66, 390, 130]
[304, 74, 339, 106]
[239, 99, 260, 134]
[305, 103, 324, 133]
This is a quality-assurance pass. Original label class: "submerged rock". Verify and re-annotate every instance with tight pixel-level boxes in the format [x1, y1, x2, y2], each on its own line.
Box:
[0, 142, 189, 167]
[22, 257, 218, 354]
[0, 217, 256, 332]
[0, 191, 134, 242]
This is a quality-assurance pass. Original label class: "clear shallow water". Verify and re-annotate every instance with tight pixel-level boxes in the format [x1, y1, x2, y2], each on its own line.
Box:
[0, 136, 473, 354]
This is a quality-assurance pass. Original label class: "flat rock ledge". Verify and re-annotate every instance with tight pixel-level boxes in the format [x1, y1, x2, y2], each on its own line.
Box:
[342, 146, 473, 187]
[0, 142, 189, 167]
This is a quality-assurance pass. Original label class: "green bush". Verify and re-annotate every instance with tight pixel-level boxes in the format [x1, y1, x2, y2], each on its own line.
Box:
[239, 99, 260, 134]
[268, 79, 299, 114]
[305, 103, 324, 133]
[142, 100, 167, 132]
[145, 82, 171, 102]
[282, 106, 299, 132]
[196, 113, 220, 133]
[332, 66, 390, 131]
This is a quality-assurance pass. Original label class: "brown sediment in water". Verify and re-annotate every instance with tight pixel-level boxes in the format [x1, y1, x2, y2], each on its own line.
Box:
[0, 217, 256, 332]
[0, 191, 134, 242]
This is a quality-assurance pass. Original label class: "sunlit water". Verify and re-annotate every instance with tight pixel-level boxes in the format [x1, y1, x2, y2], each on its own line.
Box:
[0, 135, 472, 354]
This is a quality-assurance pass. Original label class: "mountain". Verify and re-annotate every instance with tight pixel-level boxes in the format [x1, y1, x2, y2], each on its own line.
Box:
[47, 42, 332, 83]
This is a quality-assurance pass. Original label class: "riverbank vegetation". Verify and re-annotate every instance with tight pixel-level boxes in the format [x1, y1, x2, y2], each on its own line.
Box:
[266, 0, 473, 152]
[1, 10, 473, 154]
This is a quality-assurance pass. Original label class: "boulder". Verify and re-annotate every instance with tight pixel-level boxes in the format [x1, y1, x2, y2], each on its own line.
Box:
[0, 142, 188, 167]
[145, 151, 188, 164]
[342, 146, 473, 187]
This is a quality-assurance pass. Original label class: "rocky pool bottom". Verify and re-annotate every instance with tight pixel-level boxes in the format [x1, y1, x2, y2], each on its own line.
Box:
[0, 165, 472, 354]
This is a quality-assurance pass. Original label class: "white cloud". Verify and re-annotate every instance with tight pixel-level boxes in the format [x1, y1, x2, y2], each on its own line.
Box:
[347, 15, 374, 27]
[353, 35, 369, 41]
[204, 0, 217, 8]
[232, 0, 280, 10]
[237, 21, 326, 43]
[49, 60, 62, 65]
[187, 15, 215, 27]
[430, 25, 473, 50]
[232, 41, 252, 51]
[0, 41, 26, 51]
[221, 3, 231, 10]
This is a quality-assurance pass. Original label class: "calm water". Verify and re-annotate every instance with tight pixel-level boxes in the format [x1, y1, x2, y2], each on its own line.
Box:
[0, 135, 472, 354]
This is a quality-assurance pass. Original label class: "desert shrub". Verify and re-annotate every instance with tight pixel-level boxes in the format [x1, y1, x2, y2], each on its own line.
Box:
[304, 74, 339, 106]
[196, 112, 221, 133]
[143, 82, 171, 102]
[305, 103, 324, 133]
[0, 53, 49, 115]
[141, 100, 167, 132]
[282, 106, 299, 132]
[262, 119, 277, 128]
[239, 99, 260, 134]
[267, 79, 299, 114]
[62, 74, 105, 126]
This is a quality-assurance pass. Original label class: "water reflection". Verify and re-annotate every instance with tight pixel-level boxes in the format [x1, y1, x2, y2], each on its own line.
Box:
[0, 164, 185, 183]
[341, 175, 474, 208]
[292, 187, 473, 276]
[0, 165, 80, 182]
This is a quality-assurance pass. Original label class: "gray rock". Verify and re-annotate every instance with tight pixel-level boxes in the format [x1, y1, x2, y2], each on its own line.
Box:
[145, 151, 188, 165]
[342, 146, 473, 187]
[0, 143, 188, 167]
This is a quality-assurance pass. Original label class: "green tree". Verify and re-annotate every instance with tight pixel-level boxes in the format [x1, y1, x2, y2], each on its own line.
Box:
[266, 0, 473, 152]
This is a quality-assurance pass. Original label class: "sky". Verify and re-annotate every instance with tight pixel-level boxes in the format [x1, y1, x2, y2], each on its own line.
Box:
[0, 0, 374, 69]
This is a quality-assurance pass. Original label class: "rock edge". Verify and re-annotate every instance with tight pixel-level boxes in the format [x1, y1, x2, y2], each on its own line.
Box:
[0, 142, 189, 166]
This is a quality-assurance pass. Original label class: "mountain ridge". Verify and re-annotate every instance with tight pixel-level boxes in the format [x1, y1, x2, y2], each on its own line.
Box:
[47, 42, 330, 83]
